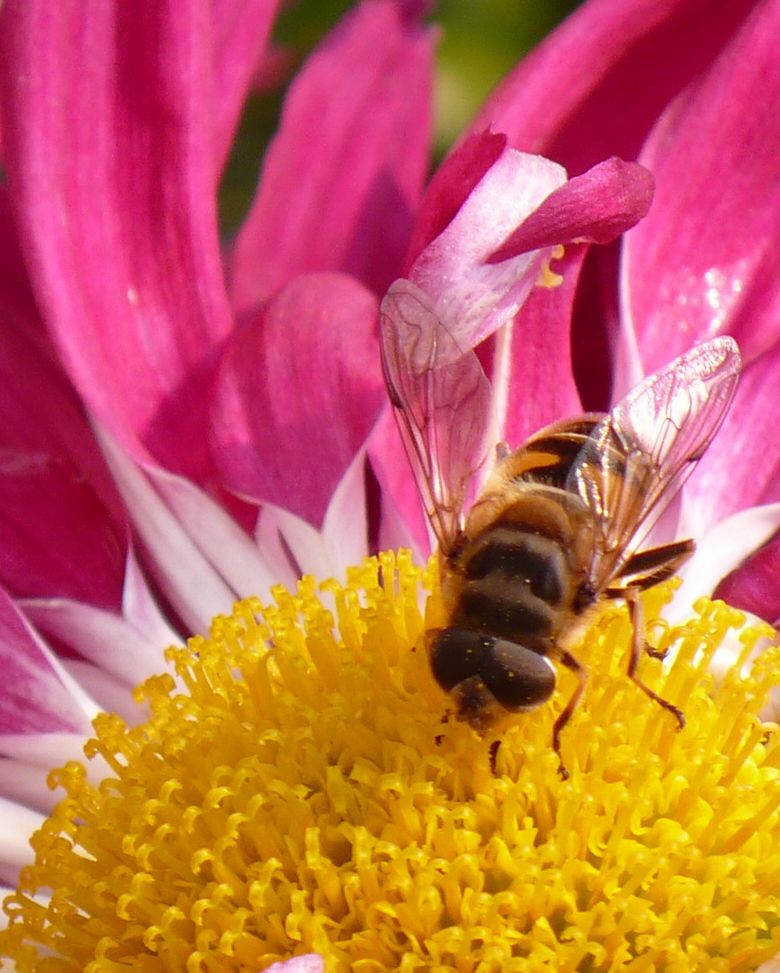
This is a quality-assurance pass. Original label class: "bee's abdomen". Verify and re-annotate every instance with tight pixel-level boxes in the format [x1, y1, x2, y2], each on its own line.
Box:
[453, 525, 569, 650]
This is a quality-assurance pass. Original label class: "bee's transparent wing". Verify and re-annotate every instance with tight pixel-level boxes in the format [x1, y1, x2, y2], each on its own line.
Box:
[379, 279, 495, 553]
[568, 336, 741, 585]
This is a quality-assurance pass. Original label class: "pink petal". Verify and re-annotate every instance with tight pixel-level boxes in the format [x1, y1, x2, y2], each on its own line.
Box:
[488, 158, 654, 261]
[0, 1, 234, 480]
[210, 0, 280, 175]
[471, 0, 756, 170]
[715, 530, 780, 626]
[0, 317, 126, 609]
[408, 143, 567, 351]
[623, 0, 780, 372]
[211, 272, 384, 527]
[502, 246, 586, 447]
[229, 0, 433, 312]
[0, 587, 93, 735]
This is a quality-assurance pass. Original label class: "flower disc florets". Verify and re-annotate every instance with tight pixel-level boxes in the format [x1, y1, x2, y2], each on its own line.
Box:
[2, 551, 780, 972]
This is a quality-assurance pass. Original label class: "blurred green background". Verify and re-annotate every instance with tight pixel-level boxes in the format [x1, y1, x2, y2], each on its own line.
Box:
[219, 0, 581, 233]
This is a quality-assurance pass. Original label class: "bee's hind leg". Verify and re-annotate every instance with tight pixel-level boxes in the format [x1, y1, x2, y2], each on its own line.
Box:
[625, 588, 685, 731]
[607, 538, 694, 660]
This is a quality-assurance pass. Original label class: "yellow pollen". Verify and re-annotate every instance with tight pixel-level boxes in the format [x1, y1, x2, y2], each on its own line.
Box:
[538, 244, 565, 288]
[2, 551, 780, 972]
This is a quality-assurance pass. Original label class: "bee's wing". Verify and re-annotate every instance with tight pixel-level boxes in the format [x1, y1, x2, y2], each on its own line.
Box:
[379, 279, 495, 553]
[568, 336, 741, 586]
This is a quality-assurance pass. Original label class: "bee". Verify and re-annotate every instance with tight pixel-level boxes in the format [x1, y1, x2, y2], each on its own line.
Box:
[379, 278, 741, 778]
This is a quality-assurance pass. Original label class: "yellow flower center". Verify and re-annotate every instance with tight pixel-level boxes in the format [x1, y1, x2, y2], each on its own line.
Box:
[3, 551, 780, 972]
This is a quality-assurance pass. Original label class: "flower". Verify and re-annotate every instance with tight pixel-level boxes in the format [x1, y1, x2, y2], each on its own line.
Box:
[3, 553, 780, 970]
[2, 0, 780, 968]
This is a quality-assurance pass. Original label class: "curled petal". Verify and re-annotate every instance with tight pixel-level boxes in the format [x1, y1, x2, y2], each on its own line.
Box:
[408, 142, 567, 350]
[211, 273, 384, 528]
[230, 0, 433, 311]
[488, 158, 654, 261]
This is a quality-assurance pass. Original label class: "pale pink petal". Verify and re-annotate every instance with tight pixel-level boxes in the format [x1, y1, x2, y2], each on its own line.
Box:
[229, 0, 433, 311]
[320, 449, 371, 577]
[255, 452, 368, 583]
[623, 0, 780, 373]
[93, 424, 244, 633]
[471, 0, 755, 169]
[266, 956, 324, 973]
[210, 0, 280, 174]
[147, 465, 277, 599]
[61, 660, 141, 725]
[0, 588, 94, 735]
[211, 273, 384, 527]
[21, 591, 177, 692]
[255, 507, 332, 584]
[408, 143, 567, 350]
[0, 1, 234, 480]
[0, 797, 41, 869]
[0, 760, 56, 815]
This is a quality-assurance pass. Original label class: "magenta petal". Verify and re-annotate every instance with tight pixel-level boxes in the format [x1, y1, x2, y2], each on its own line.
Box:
[0, 319, 126, 608]
[715, 529, 780, 626]
[502, 247, 586, 446]
[0, 1, 234, 480]
[624, 0, 780, 372]
[229, 0, 433, 312]
[210, 0, 280, 175]
[489, 159, 654, 261]
[211, 272, 384, 527]
[472, 0, 756, 170]
[0, 587, 92, 735]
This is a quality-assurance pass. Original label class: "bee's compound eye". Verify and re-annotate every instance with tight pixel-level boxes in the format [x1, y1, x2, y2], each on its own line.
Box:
[428, 627, 490, 692]
[481, 638, 556, 711]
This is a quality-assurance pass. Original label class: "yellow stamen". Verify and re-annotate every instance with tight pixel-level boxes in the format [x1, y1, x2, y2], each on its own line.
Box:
[538, 244, 565, 288]
[2, 551, 780, 971]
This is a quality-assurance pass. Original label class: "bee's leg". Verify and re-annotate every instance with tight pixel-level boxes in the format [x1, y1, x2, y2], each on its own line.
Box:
[606, 538, 694, 659]
[552, 650, 587, 781]
[625, 588, 685, 731]
[495, 441, 511, 462]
